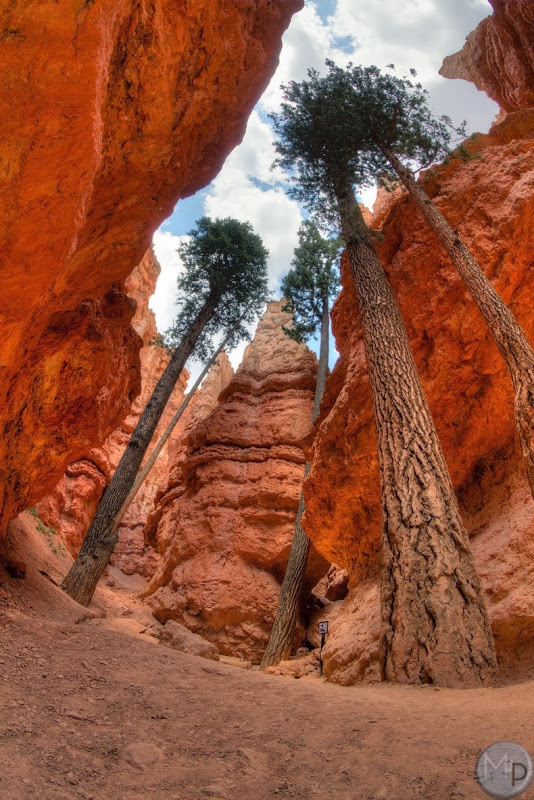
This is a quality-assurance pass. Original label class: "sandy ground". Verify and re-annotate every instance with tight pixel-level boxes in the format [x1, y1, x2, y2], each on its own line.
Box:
[1, 513, 533, 800]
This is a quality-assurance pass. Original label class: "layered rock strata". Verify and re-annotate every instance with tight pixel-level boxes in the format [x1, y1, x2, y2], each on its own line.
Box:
[111, 349, 234, 578]
[0, 0, 302, 534]
[144, 301, 330, 661]
[440, 0, 534, 113]
[35, 249, 188, 572]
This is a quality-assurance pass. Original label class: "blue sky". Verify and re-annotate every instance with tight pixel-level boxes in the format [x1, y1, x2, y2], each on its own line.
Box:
[152, 0, 498, 377]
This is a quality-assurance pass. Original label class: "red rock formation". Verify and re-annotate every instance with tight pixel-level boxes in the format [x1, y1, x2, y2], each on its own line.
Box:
[35, 245, 235, 578]
[439, 0, 534, 113]
[304, 109, 534, 681]
[462, 449, 534, 679]
[111, 349, 234, 578]
[0, 0, 302, 535]
[144, 301, 330, 661]
[35, 248, 189, 567]
[163, 350, 236, 492]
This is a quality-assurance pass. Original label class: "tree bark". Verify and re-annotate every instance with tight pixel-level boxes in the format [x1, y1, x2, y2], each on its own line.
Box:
[62, 295, 218, 606]
[336, 183, 496, 686]
[107, 332, 233, 541]
[382, 146, 534, 499]
[260, 295, 330, 669]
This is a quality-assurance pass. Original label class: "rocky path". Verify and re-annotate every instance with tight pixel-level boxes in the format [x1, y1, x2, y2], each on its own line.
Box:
[1, 605, 533, 800]
[1, 516, 533, 800]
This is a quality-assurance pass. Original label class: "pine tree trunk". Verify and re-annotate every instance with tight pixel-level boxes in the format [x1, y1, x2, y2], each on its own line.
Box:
[260, 296, 330, 669]
[383, 146, 534, 499]
[107, 332, 233, 540]
[62, 295, 218, 606]
[336, 183, 496, 686]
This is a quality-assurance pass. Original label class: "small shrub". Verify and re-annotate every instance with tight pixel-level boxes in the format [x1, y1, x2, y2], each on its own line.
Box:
[26, 507, 67, 556]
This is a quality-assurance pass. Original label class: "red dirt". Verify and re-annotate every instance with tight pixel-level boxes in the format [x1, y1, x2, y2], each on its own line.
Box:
[0, 512, 532, 800]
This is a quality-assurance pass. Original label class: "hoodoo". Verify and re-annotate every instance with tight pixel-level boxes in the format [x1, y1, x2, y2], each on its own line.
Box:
[144, 301, 331, 661]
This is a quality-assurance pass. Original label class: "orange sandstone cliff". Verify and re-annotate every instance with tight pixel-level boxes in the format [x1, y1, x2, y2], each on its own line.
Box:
[439, 0, 534, 113]
[144, 302, 331, 661]
[35, 248, 189, 575]
[303, 110, 534, 679]
[0, 0, 302, 534]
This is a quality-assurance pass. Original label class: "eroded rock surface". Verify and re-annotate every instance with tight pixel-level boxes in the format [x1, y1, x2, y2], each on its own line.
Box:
[464, 451, 534, 679]
[111, 348, 234, 578]
[0, 0, 302, 534]
[144, 301, 330, 661]
[305, 110, 534, 682]
[159, 620, 220, 662]
[35, 248, 188, 573]
[440, 0, 534, 113]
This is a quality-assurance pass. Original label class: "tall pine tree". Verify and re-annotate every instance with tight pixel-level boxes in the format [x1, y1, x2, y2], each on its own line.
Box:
[270, 69, 496, 685]
[63, 218, 269, 606]
[327, 61, 534, 501]
[261, 221, 340, 669]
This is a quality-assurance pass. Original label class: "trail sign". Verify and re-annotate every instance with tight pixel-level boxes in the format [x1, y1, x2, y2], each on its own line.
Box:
[318, 621, 329, 676]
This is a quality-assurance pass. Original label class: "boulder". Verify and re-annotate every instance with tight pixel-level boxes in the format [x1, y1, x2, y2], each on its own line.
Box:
[159, 620, 220, 662]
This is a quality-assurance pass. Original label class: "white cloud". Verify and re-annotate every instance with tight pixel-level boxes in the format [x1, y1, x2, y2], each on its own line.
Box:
[332, 0, 485, 79]
[261, 1, 397, 115]
[330, 0, 497, 130]
[150, 230, 188, 334]
[223, 111, 283, 183]
[358, 185, 378, 213]
[203, 112, 304, 291]
[260, 3, 341, 112]
[204, 168, 303, 289]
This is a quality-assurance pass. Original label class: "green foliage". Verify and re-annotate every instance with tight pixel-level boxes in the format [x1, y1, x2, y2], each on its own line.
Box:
[281, 221, 341, 342]
[148, 334, 173, 354]
[270, 62, 472, 228]
[446, 142, 483, 165]
[165, 217, 270, 360]
[324, 61, 467, 182]
[270, 68, 375, 230]
[27, 507, 67, 556]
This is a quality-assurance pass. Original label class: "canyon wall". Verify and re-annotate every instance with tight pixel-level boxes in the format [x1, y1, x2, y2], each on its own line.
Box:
[0, 0, 302, 534]
[440, 0, 534, 113]
[304, 109, 534, 677]
[144, 302, 331, 661]
[35, 248, 188, 575]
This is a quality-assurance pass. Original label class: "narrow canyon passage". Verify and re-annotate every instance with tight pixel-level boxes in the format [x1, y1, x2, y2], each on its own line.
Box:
[1, 1, 533, 798]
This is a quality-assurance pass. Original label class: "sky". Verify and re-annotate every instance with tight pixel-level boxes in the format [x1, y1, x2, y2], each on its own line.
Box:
[151, 0, 498, 378]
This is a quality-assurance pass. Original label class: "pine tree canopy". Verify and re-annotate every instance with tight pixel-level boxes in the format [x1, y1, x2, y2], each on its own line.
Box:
[324, 61, 469, 183]
[281, 221, 341, 343]
[165, 217, 269, 359]
[270, 67, 374, 229]
[271, 62, 468, 228]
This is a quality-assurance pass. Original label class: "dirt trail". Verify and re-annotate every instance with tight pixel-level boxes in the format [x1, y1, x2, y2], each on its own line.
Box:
[1, 513, 533, 800]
